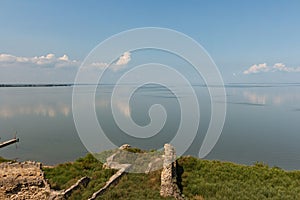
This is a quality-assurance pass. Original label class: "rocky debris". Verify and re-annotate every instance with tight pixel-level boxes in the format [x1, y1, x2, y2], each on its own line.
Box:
[47, 176, 90, 200]
[104, 144, 183, 199]
[0, 144, 184, 199]
[102, 153, 119, 170]
[103, 145, 164, 173]
[119, 144, 131, 150]
[88, 164, 131, 200]
[160, 144, 184, 200]
[89, 150, 133, 199]
[48, 190, 65, 200]
[0, 161, 51, 200]
[0, 161, 92, 200]
[62, 176, 90, 199]
[102, 147, 134, 171]
[145, 157, 163, 174]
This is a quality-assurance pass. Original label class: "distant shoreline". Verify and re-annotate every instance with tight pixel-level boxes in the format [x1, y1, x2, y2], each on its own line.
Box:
[0, 84, 73, 88]
[1, 82, 300, 88]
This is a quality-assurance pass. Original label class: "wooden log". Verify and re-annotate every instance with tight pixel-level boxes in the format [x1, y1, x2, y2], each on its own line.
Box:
[0, 138, 19, 149]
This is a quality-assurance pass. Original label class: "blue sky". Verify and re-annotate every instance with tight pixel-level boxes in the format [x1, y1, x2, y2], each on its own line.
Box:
[1, 0, 300, 83]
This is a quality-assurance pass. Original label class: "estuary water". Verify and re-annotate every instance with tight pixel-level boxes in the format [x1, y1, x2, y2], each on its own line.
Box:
[0, 83, 300, 170]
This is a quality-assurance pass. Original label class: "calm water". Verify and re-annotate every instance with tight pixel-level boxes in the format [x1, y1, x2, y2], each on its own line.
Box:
[0, 84, 300, 170]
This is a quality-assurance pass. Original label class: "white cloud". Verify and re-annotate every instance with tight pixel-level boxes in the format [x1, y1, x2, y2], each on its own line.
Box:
[243, 63, 269, 74]
[0, 52, 132, 72]
[115, 51, 131, 66]
[273, 63, 300, 72]
[58, 54, 69, 61]
[243, 63, 300, 74]
[0, 53, 79, 68]
[0, 54, 19, 62]
[82, 51, 131, 72]
[0, 52, 132, 83]
[273, 63, 286, 71]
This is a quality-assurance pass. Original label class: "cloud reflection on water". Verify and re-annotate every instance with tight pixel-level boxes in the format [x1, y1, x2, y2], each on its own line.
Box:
[243, 90, 300, 106]
[0, 103, 70, 119]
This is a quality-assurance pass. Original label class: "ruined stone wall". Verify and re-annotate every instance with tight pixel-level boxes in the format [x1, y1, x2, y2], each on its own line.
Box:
[160, 144, 184, 200]
[0, 144, 184, 199]
[0, 161, 52, 200]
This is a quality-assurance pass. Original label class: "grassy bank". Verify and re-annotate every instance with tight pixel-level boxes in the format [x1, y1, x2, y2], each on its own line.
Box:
[0, 156, 11, 163]
[41, 152, 300, 200]
[42, 154, 116, 199]
[178, 156, 300, 200]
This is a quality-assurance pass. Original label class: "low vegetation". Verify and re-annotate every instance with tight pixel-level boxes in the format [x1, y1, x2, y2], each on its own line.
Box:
[99, 170, 174, 200]
[43, 154, 116, 199]
[42, 152, 300, 200]
[178, 156, 300, 200]
[0, 156, 11, 163]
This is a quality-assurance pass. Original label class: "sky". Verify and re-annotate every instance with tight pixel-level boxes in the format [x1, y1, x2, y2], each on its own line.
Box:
[1, 0, 300, 83]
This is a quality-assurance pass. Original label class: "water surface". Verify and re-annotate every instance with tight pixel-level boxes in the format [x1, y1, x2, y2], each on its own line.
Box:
[0, 84, 300, 170]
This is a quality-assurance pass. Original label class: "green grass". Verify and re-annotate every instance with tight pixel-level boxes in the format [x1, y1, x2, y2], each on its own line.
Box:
[178, 156, 300, 200]
[99, 170, 174, 200]
[43, 153, 116, 199]
[0, 156, 11, 163]
[43, 153, 300, 200]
